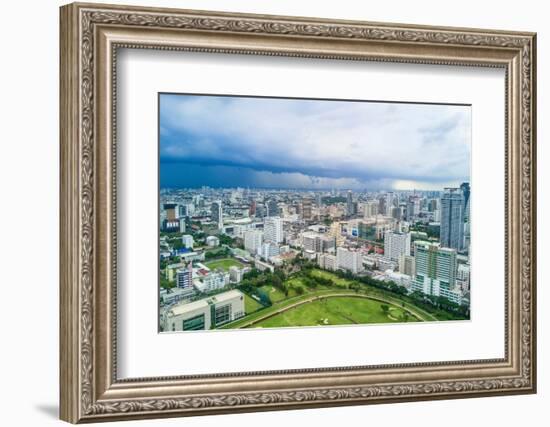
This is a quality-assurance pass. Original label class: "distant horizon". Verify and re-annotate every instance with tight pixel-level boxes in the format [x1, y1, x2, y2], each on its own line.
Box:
[160, 185, 465, 192]
[160, 94, 471, 191]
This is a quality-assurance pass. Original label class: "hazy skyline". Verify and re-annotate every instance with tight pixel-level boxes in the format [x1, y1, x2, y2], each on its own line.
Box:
[160, 94, 471, 191]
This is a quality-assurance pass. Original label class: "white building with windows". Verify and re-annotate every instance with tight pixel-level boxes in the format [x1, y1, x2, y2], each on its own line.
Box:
[193, 271, 230, 293]
[384, 230, 411, 262]
[260, 242, 280, 260]
[318, 253, 337, 271]
[336, 247, 363, 274]
[229, 266, 244, 283]
[412, 241, 462, 304]
[264, 216, 284, 243]
[205, 235, 220, 247]
[181, 234, 194, 249]
[243, 229, 263, 255]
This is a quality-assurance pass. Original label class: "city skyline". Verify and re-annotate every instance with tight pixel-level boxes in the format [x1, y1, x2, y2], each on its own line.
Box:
[160, 94, 471, 191]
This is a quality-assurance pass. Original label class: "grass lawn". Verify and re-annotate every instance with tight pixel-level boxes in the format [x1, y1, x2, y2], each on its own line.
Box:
[259, 285, 296, 303]
[244, 294, 264, 314]
[204, 258, 244, 271]
[252, 296, 418, 328]
[309, 269, 350, 288]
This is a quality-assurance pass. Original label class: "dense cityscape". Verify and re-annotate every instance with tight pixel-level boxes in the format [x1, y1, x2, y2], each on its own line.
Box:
[159, 184, 471, 332]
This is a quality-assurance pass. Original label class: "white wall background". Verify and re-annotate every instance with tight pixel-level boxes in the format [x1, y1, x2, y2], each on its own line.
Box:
[0, 0, 545, 426]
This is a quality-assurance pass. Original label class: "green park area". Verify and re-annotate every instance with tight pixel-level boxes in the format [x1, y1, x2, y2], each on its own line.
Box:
[254, 296, 418, 328]
[204, 257, 244, 271]
[222, 268, 456, 330]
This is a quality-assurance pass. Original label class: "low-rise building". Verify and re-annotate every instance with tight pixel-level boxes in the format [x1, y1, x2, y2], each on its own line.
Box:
[182, 234, 194, 249]
[160, 286, 196, 306]
[193, 271, 230, 293]
[205, 235, 220, 247]
[229, 266, 244, 284]
[318, 253, 337, 271]
[162, 289, 245, 331]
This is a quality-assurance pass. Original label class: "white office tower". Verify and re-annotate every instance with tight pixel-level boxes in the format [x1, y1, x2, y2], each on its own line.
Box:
[211, 200, 223, 230]
[384, 230, 411, 262]
[412, 241, 461, 304]
[336, 247, 363, 274]
[244, 230, 263, 255]
[264, 216, 284, 243]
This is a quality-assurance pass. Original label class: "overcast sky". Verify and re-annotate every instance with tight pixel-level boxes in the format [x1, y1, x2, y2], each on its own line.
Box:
[159, 93, 470, 191]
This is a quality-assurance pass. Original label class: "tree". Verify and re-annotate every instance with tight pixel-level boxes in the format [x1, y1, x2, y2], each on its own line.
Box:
[380, 304, 390, 314]
[294, 285, 305, 295]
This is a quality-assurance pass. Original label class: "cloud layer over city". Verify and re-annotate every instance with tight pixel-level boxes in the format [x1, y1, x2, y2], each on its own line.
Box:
[159, 94, 471, 190]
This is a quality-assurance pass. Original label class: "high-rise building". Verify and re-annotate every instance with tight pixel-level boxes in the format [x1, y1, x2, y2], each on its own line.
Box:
[266, 199, 278, 217]
[211, 200, 223, 230]
[363, 200, 379, 218]
[328, 221, 345, 246]
[378, 197, 387, 216]
[391, 206, 402, 221]
[163, 203, 178, 220]
[176, 264, 193, 289]
[460, 182, 471, 223]
[384, 231, 411, 262]
[346, 190, 355, 216]
[386, 192, 395, 211]
[301, 198, 313, 221]
[255, 204, 266, 218]
[336, 247, 363, 274]
[440, 188, 465, 251]
[264, 217, 284, 243]
[316, 193, 322, 208]
[249, 200, 256, 217]
[412, 241, 460, 303]
[244, 230, 263, 255]
[406, 197, 420, 220]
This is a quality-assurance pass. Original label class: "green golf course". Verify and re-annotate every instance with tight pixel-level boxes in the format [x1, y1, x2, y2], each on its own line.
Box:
[252, 295, 419, 328]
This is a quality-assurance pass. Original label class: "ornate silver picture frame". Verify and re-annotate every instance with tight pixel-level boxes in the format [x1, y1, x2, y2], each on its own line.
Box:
[60, 2, 536, 423]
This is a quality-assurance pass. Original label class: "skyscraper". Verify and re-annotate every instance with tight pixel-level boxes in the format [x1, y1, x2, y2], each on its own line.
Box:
[301, 198, 313, 221]
[346, 190, 355, 216]
[460, 182, 471, 223]
[412, 241, 460, 303]
[440, 188, 465, 251]
[211, 200, 223, 230]
[266, 199, 278, 217]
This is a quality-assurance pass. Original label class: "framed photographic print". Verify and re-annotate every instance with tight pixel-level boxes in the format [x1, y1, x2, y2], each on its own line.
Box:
[59, 2, 537, 423]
